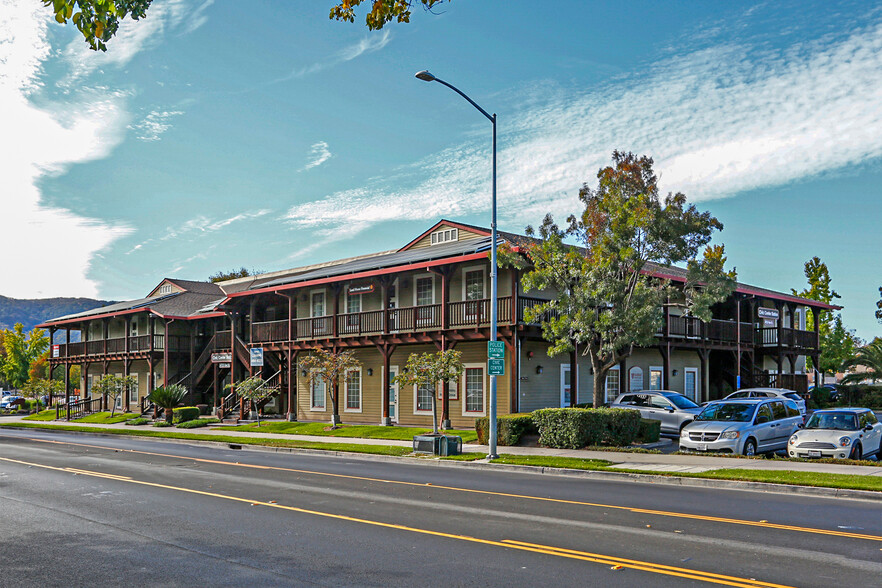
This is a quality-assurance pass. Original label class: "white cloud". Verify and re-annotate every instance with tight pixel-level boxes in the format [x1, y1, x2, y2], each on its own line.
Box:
[286, 16, 882, 240]
[301, 141, 332, 171]
[129, 109, 184, 141]
[271, 30, 392, 83]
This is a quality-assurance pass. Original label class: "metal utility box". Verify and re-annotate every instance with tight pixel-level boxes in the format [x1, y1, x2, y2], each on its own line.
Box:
[412, 434, 462, 456]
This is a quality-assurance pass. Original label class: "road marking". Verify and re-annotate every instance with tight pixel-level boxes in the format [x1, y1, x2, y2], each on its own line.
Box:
[18, 435, 882, 542]
[0, 455, 792, 588]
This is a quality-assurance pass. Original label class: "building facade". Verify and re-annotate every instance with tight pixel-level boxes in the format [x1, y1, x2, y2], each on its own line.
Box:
[41, 220, 835, 426]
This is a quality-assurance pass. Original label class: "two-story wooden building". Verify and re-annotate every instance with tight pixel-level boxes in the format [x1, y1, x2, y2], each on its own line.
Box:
[41, 220, 836, 427]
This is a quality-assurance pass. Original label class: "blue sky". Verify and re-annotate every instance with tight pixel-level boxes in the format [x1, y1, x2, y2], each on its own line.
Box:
[2, 0, 880, 340]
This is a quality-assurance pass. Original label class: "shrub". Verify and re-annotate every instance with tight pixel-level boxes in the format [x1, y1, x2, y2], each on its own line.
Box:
[532, 407, 641, 449]
[637, 418, 661, 443]
[153, 421, 172, 427]
[837, 385, 882, 408]
[176, 417, 221, 429]
[125, 417, 149, 426]
[172, 406, 201, 424]
[475, 413, 536, 445]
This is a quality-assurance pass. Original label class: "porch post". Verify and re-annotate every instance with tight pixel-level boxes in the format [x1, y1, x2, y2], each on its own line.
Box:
[659, 345, 670, 390]
[735, 296, 741, 389]
[569, 344, 578, 407]
[811, 307, 821, 385]
[381, 345, 392, 426]
[441, 337, 450, 428]
[510, 335, 519, 413]
[775, 301, 784, 375]
[162, 319, 170, 387]
[63, 363, 70, 406]
[102, 318, 108, 356]
[287, 348, 297, 421]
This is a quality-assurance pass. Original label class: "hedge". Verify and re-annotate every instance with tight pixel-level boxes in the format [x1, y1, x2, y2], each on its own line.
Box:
[532, 407, 642, 449]
[475, 413, 536, 446]
[176, 417, 221, 429]
[172, 406, 201, 424]
[637, 418, 661, 443]
[837, 385, 882, 409]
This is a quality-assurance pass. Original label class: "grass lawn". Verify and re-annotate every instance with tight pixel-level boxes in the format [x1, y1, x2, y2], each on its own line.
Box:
[492, 454, 612, 470]
[23, 410, 57, 421]
[75, 412, 141, 424]
[221, 421, 479, 443]
[441, 452, 487, 461]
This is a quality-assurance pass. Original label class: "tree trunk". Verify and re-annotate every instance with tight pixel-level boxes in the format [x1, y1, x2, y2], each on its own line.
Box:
[431, 393, 439, 434]
[593, 369, 606, 408]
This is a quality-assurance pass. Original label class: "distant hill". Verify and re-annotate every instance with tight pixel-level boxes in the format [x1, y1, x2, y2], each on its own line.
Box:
[0, 295, 112, 337]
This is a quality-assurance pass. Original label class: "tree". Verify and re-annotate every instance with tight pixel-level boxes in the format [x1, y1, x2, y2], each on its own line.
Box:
[330, 0, 450, 30]
[791, 257, 857, 376]
[147, 384, 188, 424]
[392, 349, 463, 433]
[208, 267, 265, 283]
[299, 348, 361, 426]
[502, 152, 736, 408]
[876, 286, 882, 324]
[92, 374, 137, 416]
[42, 0, 152, 51]
[840, 340, 882, 385]
[226, 375, 272, 426]
[21, 378, 63, 412]
[0, 324, 50, 390]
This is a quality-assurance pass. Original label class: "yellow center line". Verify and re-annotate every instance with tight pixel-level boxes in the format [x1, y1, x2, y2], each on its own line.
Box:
[0, 455, 792, 588]
[20, 436, 882, 542]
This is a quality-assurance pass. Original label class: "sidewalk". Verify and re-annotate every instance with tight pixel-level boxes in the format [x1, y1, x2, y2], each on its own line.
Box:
[3, 415, 880, 477]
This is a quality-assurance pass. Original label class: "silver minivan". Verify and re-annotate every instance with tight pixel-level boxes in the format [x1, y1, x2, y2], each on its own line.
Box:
[609, 390, 703, 435]
[679, 398, 803, 456]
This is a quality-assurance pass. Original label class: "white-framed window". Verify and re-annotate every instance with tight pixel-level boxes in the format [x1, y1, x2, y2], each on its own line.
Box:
[344, 368, 362, 412]
[130, 319, 138, 337]
[310, 290, 326, 317]
[129, 373, 139, 404]
[414, 380, 434, 414]
[346, 292, 362, 314]
[462, 265, 486, 300]
[605, 368, 620, 403]
[310, 373, 326, 411]
[649, 366, 663, 390]
[430, 228, 458, 246]
[436, 378, 459, 401]
[158, 284, 173, 295]
[462, 364, 486, 416]
[414, 276, 434, 306]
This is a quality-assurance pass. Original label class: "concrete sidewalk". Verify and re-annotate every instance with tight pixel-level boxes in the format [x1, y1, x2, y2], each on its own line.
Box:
[3, 415, 880, 477]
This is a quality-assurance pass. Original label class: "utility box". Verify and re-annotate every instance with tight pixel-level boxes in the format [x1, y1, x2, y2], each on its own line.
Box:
[439, 435, 462, 456]
[412, 434, 462, 456]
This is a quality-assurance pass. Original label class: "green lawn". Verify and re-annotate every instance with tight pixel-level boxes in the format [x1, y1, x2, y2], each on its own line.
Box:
[23, 410, 58, 421]
[220, 421, 479, 443]
[492, 454, 613, 470]
[22, 410, 139, 424]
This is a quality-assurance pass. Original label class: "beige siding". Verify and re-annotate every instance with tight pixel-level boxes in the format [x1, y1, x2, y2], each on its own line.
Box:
[408, 224, 486, 250]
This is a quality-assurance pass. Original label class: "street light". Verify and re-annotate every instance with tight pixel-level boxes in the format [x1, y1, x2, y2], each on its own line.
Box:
[415, 70, 499, 458]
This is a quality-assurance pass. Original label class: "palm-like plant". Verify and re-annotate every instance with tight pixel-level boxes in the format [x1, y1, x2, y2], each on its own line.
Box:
[840, 340, 882, 385]
[147, 384, 188, 424]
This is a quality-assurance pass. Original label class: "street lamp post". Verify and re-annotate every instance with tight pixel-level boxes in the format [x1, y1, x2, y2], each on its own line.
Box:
[415, 70, 499, 458]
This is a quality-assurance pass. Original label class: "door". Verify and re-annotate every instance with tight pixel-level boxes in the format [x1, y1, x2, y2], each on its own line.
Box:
[684, 368, 698, 402]
[463, 268, 485, 323]
[753, 403, 775, 451]
[388, 280, 399, 332]
[387, 366, 399, 423]
[560, 364, 571, 407]
[648, 395, 677, 433]
[415, 276, 434, 327]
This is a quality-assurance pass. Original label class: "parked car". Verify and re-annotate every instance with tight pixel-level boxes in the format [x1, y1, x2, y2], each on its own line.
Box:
[722, 388, 806, 418]
[0, 395, 23, 409]
[808, 384, 840, 403]
[787, 408, 881, 460]
[609, 390, 703, 435]
[679, 398, 804, 456]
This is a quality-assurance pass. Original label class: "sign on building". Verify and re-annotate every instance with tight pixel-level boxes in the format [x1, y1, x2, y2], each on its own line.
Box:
[211, 352, 232, 363]
[250, 347, 264, 367]
[52, 344, 60, 358]
[348, 283, 374, 295]
[488, 358, 505, 376]
[757, 307, 779, 320]
[629, 366, 644, 392]
[488, 341, 505, 359]
[218, 363, 231, 369]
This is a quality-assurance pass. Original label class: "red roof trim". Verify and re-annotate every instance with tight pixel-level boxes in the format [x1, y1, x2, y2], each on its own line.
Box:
[225, 250, 491, 301]
[398, 219, 491, 252]
[38, 308, 226, 328]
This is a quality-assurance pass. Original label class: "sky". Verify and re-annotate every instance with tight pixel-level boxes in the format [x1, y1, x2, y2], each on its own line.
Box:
[1, 0, 880, 340]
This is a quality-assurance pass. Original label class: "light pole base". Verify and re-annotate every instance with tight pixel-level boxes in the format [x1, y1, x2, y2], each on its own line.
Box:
[488, 454, 499, 460]
[380, 417, 392, 426]
[287, 412, 297, 422]
[441, 419, 451, 430]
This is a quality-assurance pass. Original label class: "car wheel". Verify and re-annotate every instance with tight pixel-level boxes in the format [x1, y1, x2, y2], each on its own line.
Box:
[849, 443, 862, 461]
[743, 438, 757, 457]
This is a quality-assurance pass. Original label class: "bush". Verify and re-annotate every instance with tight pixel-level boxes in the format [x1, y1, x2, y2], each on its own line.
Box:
[176, 417, 221, 429]
[172, 406, 201, 424]
[196, 404, 210, 415]
[125, 417, 149, 426]
[532, 407, 642, 449]
[837, 385, 882, 408]
[475, 413, 536, 445]
[637, 418, 661, 443]
[153, 421, 172, 427]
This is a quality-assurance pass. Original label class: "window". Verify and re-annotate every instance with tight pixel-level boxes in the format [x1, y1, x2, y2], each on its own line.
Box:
[344, 368, 361, 412]
[756, 404, 773, 422]
[649, 367, 663, 390]
[464, 268, 485, 300]
[347, 293, 362, 314]
[866, 411, 879, 425]
[415, 381, 434, 413]
[769, 400, 786, 420]
[416, 276, 434, 306]
[310, 376, 326, 411]
[129, 374, 138, 404]
[158, 284, 173, 295]
[650, 396, 672, 410]
[311, 291, 326, 317]
[430, 228, 458, 245]
[784, 402, 800, 418]
[464, 366, 485, 415]
[605, 368, 620, 403]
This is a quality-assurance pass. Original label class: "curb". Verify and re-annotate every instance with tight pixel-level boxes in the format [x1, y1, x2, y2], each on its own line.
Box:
[3, 424, 880, 502]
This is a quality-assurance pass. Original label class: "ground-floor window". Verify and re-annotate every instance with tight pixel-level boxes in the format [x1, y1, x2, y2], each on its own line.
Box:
[649, 367, 663, 390]
[415, 381, 434, 413]
[129, 374, 139, 404]
[310, 375, 326, 411]
[463, 365, 486, 416]
[345, 368, 361, 412]
[605, 368, 620, 403]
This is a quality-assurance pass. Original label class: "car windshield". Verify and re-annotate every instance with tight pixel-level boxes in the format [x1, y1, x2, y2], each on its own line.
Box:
[696, 403, 756, 422]
[783, 392, 803, 402]
[805, 413, 858, 431]
[667, 395, 699, 409]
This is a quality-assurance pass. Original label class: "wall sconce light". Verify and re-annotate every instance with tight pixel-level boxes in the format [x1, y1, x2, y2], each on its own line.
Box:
[367, 368, 373, 377]
[527, 351, 534, 360]
[301, 369, 308, 377]
[672, 369, 678, 377]
[535, 365, 543, 375]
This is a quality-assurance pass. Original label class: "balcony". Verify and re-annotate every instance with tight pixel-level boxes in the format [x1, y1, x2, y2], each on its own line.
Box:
[52, 334, 190, 359]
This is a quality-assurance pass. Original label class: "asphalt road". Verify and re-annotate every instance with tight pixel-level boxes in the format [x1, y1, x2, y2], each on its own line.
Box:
[0, 429, 879, 587]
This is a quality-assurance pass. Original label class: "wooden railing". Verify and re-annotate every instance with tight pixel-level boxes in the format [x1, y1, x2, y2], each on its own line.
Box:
[251, 320, 288, 342]
[52, 334, 191, 358]
[337, 310, 384, 336]
[518, 297, 559, 324]
[756, 327, 817, 349]
[745, 372, 809, 396]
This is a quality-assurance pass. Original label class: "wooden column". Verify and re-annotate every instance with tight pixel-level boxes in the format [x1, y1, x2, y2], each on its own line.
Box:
[287, 294, 295, 342]
[332, 285, 340, 338]
[569, 345, 578, 407]
[123, 358, 131, 412]
[229, 312, 236, 398]
[378, 343, 395, 425]
[659, 345, 670, 390]
[102, 318, 108, 356]
[287, 348, 297, 421]
[440, 266, 450, 331]
[189, 322, 196, 380]
[735, 295, 741, 389]
[212, 363, 219, 414]
[510, 268, 519, 325]
[775, 301, 784, 375]
[510, 335, 519, 414]
[618, 359, 627, 395]
[163, 319, 170, 387]
[63, 363, 70, 403]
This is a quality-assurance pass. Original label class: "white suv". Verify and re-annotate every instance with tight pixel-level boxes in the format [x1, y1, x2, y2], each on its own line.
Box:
[723, 388, 806, 418]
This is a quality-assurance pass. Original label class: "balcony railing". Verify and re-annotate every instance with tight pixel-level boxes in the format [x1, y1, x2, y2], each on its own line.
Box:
[51, 334, 190, 358]
[756, 327, 817, 349]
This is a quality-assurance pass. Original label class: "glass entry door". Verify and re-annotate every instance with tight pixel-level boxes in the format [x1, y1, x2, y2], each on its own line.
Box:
[388, 366, 399, 422]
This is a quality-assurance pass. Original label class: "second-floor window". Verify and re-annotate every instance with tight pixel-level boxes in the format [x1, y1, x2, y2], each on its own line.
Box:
[311, 291, 325, 317]
[464, 269, 484, 300]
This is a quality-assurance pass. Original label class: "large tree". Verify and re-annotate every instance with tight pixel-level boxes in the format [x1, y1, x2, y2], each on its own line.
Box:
[0, 324, 50, 390]
[42, 0, 152, 51]
[840, 340, 882, 385]
[791, 257, 858, 376]
[503, 152, 736, 407]
[875, 286, 881, 324]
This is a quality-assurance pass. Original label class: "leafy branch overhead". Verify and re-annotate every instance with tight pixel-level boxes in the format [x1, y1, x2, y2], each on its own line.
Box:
[43, 0, 152, 51]
[330, 0, 450, 30]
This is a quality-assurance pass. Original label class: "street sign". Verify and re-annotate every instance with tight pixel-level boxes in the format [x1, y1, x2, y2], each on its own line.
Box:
[52, 344, 59, 358]
[250, 347, 264, 367]
[488, 341, 505, 359]
[488, 358, 505, 376]
[218, 363, 231, 369]
[757, 307, 779, 320]
[211, 352, 232, 363]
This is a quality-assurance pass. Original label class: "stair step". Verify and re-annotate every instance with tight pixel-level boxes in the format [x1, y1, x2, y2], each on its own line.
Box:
[222, 418, 240, 425]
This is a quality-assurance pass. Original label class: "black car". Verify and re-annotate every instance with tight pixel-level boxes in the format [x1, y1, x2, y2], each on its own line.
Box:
[809, 384, 840, 403]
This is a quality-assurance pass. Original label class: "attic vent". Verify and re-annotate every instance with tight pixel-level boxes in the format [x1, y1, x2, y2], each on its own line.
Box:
[430, 228, 458, 246]
[159, 284, 173, 295]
